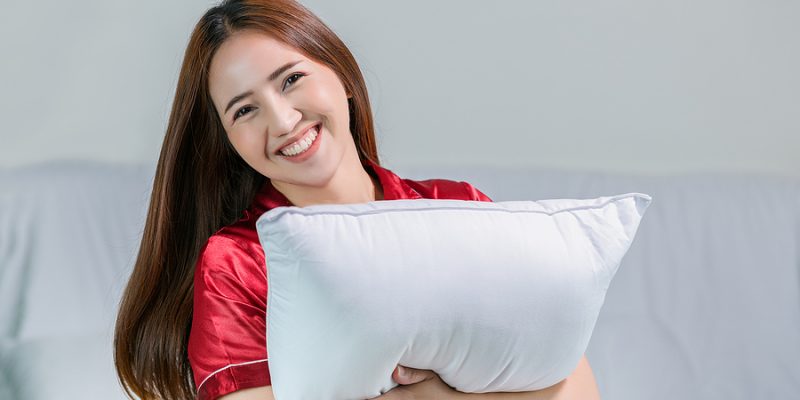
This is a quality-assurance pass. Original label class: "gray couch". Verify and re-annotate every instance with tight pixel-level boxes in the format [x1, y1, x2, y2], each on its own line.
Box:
[1, 160, 798, 399]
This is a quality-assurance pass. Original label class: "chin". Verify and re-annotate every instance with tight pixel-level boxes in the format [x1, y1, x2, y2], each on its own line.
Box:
[277, 167, 337, 189]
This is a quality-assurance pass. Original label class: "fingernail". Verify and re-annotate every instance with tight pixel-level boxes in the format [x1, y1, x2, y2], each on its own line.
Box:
[397, 366, 408, 378]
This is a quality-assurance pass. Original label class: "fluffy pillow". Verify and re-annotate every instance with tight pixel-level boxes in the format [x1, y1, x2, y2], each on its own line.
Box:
[255, 193, 651, 399]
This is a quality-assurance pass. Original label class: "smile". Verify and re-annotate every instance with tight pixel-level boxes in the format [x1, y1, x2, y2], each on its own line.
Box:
[278, 123, 321, 157]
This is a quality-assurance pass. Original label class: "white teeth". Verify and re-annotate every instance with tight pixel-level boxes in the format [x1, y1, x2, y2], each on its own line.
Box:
[280, 126, 319, 156]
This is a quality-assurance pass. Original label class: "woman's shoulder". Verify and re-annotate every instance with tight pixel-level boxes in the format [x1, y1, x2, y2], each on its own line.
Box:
[400, 177, 493, 202]
[196, 227, 266, 279]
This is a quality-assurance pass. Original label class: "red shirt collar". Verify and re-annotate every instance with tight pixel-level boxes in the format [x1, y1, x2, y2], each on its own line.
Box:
[251, 158, 422, 213]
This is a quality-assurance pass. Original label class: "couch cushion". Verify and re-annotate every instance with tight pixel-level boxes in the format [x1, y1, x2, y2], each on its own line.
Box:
[0, 333, 128, 400]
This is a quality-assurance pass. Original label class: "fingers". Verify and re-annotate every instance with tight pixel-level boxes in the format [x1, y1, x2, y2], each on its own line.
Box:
[392, 365, 437, 385]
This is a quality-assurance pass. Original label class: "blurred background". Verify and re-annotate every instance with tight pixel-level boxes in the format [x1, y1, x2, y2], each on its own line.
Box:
[2, 0, 798, 176]
[1, 0, 798, 399]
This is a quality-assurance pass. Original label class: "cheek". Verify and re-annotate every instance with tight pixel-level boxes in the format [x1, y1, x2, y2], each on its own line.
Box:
[306, 85, 335, 114]
[227, 130, 266, 159]
[307, 82, 348, 117]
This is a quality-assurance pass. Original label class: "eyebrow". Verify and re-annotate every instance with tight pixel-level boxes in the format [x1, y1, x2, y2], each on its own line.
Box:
[223, 60, 302, 115]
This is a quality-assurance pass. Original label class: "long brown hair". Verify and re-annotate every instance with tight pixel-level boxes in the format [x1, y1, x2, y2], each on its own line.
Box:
[113, 1, 379, 398]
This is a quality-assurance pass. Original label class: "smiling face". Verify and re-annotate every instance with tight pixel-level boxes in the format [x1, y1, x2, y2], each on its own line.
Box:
[208, 30, 359, 191]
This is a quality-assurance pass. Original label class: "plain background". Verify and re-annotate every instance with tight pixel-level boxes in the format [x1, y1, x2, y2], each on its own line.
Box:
[1, 0, 798, 177]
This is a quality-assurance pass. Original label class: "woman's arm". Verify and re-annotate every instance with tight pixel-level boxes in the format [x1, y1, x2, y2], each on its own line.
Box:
[215, 356, 600, 400]
[377, 355, 600, 400]
[463, 355, 601, 400]
[217, 385, 274, 400]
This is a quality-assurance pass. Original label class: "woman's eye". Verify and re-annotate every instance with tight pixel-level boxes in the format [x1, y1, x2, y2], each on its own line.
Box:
[231, 73, 304, 122]
[283, 73, 304, 91]
[233, 105, 253, 121]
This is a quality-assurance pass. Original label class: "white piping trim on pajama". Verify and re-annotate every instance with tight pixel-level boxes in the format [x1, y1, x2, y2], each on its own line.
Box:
[196, 358, 269, 392]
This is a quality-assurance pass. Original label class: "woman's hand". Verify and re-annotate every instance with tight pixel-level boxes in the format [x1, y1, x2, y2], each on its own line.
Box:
[369, 365, 463, 399]
[370, 355, 600, 399]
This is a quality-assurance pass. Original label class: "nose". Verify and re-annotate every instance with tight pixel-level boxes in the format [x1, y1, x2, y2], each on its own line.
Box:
[264, 95, 302, 140]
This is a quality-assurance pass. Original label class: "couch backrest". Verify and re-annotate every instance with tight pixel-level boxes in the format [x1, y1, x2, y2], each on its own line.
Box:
[0, 161, 154, 342]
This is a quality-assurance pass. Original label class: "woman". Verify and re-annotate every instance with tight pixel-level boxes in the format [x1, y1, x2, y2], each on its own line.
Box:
[113, 1, 601, 399]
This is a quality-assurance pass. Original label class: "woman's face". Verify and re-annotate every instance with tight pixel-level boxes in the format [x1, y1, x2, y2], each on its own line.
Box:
[208, 30, 356, 188]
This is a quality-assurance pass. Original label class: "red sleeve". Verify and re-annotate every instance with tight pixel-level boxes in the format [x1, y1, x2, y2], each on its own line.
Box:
[460, 181, 494, 202]
[188, 235, 271, 400]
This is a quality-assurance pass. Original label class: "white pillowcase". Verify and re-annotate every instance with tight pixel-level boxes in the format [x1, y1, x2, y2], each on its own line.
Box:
[256, 193, 652, 400]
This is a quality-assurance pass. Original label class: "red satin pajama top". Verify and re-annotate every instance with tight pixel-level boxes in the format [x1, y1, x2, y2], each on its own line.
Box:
[187, 158, 493, 400]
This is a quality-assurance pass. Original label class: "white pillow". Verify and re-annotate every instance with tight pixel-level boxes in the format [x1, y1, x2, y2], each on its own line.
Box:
[255, 193, 652, 399]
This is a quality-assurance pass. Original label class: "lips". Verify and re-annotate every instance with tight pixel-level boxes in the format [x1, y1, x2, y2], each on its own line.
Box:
[275, 123, 321, 155]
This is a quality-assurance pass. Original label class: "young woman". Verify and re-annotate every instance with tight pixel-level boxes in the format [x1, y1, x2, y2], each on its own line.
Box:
[113, 1, 601, 399]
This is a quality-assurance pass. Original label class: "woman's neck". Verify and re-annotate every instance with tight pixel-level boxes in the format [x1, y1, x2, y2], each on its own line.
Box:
[272, 156, 383, 207]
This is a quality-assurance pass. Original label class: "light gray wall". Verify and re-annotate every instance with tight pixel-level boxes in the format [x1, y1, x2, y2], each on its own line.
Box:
[2, 0, 798, 177]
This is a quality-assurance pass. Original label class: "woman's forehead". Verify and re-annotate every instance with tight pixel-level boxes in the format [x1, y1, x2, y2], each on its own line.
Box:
[211, 32, 307, 76]
[208, 31, 312, 100]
